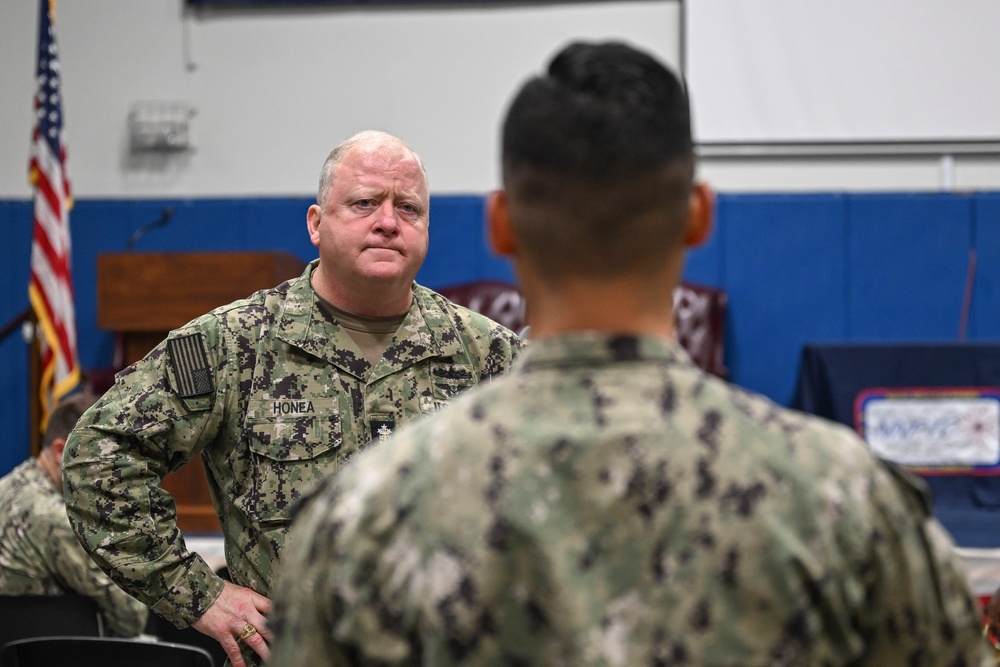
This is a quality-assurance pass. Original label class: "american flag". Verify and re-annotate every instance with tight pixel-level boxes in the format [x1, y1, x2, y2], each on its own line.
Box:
[28, 0, 80, 426]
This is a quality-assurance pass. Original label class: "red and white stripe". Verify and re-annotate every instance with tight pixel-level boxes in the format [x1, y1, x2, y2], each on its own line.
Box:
[29, 0, 79, 422]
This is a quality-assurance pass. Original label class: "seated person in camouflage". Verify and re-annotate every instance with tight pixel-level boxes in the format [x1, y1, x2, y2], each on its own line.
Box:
[62, 130, 524, 667]
[0, 393, 147, 637]
[268, 43, 990, 666]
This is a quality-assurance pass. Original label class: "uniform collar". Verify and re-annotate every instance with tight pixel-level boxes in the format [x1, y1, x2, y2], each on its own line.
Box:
[516, 332, 692, 372]
[275, 261, 467, 380]
[26, 458, 60, 495]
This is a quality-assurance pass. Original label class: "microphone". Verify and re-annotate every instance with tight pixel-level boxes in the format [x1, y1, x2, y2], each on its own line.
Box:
[126, 207, 175, 250]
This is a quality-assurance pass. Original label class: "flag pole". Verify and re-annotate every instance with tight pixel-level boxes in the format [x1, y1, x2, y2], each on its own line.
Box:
[0, 307, 42, 457]
[27, 311, 42, 457]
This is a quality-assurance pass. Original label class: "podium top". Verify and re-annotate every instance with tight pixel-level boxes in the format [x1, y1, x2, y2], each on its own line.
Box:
[97, 251, 307, 332]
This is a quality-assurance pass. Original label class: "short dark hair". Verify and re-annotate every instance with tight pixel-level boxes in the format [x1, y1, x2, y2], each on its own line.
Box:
[501, 41, 695, 281]
[41, 392, 97, 449]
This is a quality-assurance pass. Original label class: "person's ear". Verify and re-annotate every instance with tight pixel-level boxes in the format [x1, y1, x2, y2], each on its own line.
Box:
[50, 437, 67, 462]
[487, 191, 516, 257]
[683, 182, 715, 248]
[306, 204, 322, 249]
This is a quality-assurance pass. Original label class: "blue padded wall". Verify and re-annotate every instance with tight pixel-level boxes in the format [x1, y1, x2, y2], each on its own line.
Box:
[720, 194, 850, 405]
[846, 194, 973, 341]
[0, 201, 33, 467]
[4, 190, 1000, 542]
[972, 193, 1000, 337]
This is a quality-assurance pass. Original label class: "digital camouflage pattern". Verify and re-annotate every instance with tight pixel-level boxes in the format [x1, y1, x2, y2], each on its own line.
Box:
[0, 459, 148, 637]
[62, 261, 523, 638]
[270, 333, 990, 667]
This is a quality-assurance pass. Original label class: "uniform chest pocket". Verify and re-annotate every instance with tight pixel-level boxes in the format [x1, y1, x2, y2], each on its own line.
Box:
[430, 363, 476, 401]
[244, 398, 342, 524]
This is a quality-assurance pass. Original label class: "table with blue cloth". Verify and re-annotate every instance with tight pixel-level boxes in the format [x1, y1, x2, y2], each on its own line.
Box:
[792, 342, 1000, 549]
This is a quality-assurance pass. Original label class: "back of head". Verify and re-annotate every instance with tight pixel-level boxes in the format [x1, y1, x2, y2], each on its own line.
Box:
[501, 41, 695, 283]
[41, 393, 98, 449]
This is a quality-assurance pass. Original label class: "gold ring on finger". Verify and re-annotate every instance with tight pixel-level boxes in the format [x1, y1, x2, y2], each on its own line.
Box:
[239, 622, 258, 641]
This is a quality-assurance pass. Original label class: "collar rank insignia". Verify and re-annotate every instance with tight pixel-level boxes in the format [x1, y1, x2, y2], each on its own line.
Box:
[167, 333, 214, 398]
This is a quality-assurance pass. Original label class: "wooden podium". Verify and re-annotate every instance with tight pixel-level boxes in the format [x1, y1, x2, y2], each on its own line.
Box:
[96, 251, 306, 533]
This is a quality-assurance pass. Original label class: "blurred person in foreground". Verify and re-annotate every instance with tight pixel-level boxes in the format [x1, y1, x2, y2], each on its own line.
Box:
[62, 130, 524, 667]
[268, 43, 990, 666]
[0, 393, 147, 637]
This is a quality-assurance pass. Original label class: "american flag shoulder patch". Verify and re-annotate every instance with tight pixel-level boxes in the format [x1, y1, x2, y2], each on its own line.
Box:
[167, 333, 215, 398]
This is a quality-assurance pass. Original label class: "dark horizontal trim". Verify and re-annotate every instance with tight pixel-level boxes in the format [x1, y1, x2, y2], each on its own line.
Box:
[697, 139, 1000, 159]
[185, 0, 633, 5]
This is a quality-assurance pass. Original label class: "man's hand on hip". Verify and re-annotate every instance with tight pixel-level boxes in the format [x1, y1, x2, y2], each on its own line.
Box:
[193, 581, 273, 667]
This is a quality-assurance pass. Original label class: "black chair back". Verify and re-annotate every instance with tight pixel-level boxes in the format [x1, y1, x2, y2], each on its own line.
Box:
[0, 594, 103, 654]
[144, 614, 227, 667]
[0, 636, 214, 667]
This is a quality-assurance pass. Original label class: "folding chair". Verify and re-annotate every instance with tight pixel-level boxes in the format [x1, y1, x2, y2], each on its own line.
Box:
[0, 636, 214, 667]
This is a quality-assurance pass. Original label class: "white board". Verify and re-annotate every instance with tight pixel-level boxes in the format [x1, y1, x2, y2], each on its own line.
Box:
[684, 0, 1000, 146]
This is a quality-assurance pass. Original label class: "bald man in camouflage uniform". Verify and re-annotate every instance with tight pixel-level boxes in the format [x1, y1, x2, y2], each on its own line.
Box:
[269, 44, 990, 666]
[63, 131, 523, 667]
[0, 393, 147, 637]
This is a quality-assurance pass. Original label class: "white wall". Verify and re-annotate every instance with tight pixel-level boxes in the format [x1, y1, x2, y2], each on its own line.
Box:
[686, 0, 1000, 145]
[0, 0, 681, 198]
[684, 0, 1000, 193]
[2, 0, 998, 198]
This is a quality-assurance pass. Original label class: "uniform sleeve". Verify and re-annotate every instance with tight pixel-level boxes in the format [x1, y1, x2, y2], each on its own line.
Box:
[855, 463, 992, 665]
[43, 510, 149, 637]
[453, 307, 526, 382]
[270, 421, 473, 667]
[62, 323, 228, 628]
[269, 439, 430, 667]
[269, 480, 356, 667]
